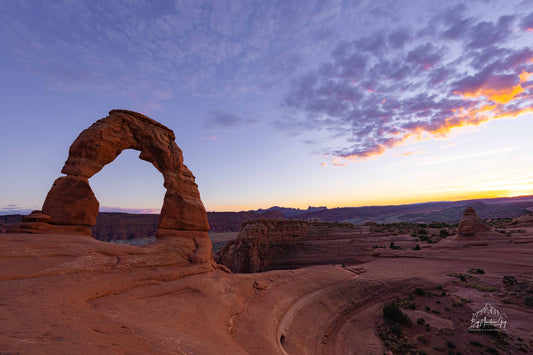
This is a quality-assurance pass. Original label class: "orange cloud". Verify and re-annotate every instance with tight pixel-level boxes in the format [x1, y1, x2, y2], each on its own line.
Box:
[455, 71, 531, 104]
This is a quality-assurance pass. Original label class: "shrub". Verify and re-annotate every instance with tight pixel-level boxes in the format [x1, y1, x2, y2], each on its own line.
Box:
[418, 228, 428, 235]
[467, 268, 485, 274]
[446, 340, 456, 349]
[524, 296, 533, 307]
[383, 302, 410, 324]
[414, 287, 426, 296]
[503, 275, 517, 286]
[439, 229, 449, 237]
[413, 244, 421, 250]
[389, 241, 400, 249]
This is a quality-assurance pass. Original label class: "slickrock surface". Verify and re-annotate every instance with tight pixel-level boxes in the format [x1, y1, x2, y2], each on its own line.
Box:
[2, 228, 533, 354]
[457, 207, 492, 237]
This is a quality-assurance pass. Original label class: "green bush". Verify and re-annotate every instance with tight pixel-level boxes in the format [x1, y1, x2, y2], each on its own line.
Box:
[524, 296, 533, 307]
[414, 287, 426, 296]
[503, 275, 517, 286]
[383, 302, 410, 324]
[446, 340, 455, 349]
[467, 268, 485, 274]
[413, 244, 421, 250]
[389, 241, 400, 249]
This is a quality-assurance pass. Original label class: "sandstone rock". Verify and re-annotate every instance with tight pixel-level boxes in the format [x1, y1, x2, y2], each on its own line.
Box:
[510, 213, 533, 227]
[5, 223, 91, 236]
[457, 207, 491, 237]
[42, 176, 99, 226]
[21, 211, 51, 223]
[51, 109, 208, 232]
[216, 219, 357, 272]
[13, 110, 213, 265]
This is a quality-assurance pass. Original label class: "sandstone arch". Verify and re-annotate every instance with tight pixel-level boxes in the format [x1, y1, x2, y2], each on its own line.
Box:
[40, 110, 212, 263]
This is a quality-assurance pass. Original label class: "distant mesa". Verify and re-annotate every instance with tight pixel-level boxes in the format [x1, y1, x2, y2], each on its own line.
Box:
[457, 207, 491, 237]
[5, 110, 213, 265]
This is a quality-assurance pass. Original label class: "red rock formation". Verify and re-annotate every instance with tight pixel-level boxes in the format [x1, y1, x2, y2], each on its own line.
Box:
[216, 218, 357, 272]
[9, 110, 212, 264]
[457, 207, 491, 237]
[42, 176, 99, 226]
[510, 213, 533, 227]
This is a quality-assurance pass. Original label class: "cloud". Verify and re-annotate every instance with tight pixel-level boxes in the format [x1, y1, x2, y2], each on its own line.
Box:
[0, 0, 359, 102]
[280, 2, 533, 162]
[520, 11, 533, 31]
[202, 110, 255, 130]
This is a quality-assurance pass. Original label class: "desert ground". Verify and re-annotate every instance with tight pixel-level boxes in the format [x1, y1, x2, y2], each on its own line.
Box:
[1, 220, 532, 354]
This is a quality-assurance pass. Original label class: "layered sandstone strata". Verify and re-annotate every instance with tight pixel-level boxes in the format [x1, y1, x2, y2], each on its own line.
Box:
[457, 207, 491, 237]
[216, 218, 356, 272]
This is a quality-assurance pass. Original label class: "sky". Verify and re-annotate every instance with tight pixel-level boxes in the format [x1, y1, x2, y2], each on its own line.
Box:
[1, 0, 532, 214]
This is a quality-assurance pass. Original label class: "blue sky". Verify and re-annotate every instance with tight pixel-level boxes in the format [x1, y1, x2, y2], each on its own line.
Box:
[1, 0, 532, 214]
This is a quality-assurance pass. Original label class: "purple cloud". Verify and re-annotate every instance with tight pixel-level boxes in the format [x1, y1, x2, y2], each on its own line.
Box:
[280, 4, 533, 161]
[520, 11, 533, 31]
[203, 110, 255, 130]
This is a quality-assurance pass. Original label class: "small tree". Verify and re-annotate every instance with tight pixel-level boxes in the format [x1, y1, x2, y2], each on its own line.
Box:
[383, 302, 410, 324]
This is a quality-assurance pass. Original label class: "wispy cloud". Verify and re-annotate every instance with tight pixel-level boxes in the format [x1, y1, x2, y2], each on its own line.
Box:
[421, 147, 516, 165]
[0, 0, 352, 103]
[202, 110, 255, 130]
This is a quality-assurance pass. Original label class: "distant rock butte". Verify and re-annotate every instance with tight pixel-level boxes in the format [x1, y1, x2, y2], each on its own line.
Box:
[457, 207, 491, 237]
[6, 110, 213, 265]
[510, 213, 533, 227]
[216, 218, 356, 273]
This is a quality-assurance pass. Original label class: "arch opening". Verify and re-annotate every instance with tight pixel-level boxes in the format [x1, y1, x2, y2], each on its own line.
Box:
[89, 148, 165, 245]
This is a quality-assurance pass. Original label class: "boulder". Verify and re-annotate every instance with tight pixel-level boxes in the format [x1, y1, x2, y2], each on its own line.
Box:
[21, 211, 51, 223]
[457, 207, 491, 237]
[42, 176, 99, 226]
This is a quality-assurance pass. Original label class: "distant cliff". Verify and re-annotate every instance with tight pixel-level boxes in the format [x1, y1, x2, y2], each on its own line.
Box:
[89, 210, 285, 242]
[215, 219, 357, 273]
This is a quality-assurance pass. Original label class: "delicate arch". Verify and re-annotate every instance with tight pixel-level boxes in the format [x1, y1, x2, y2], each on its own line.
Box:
[42, 110, 209, 244]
